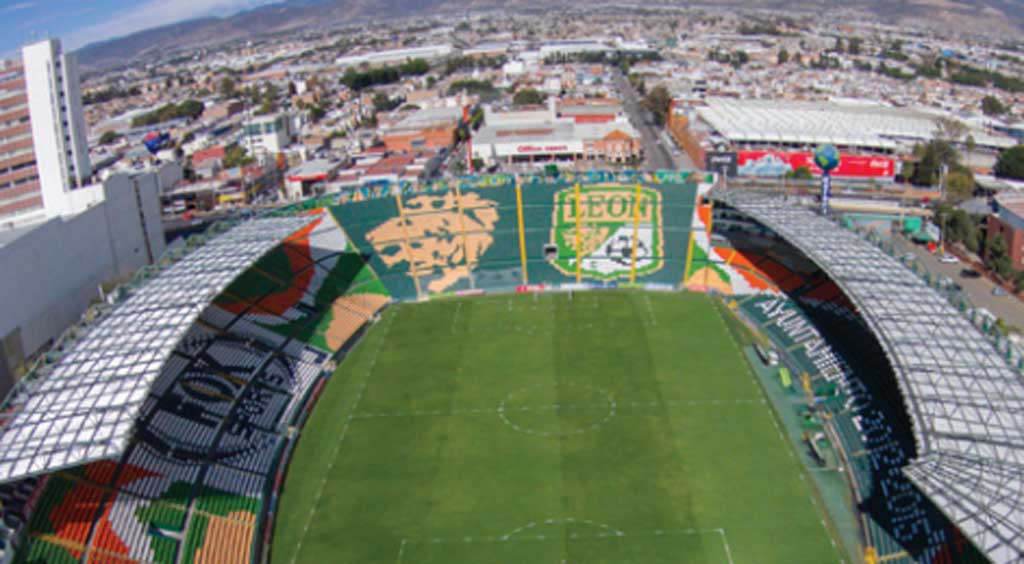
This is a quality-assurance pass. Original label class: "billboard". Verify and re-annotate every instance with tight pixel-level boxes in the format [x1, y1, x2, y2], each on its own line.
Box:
[736, 151, 895, 178]
[705, 151, 738, 177]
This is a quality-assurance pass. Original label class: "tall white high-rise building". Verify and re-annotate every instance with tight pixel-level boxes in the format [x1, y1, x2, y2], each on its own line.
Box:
[21, 38, 92, 217]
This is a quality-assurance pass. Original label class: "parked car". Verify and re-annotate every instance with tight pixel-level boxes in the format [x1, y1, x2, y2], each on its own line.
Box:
[939, 254, 958, 264]
[993, 287, 1009, 297]
[960, 269, 982, 279]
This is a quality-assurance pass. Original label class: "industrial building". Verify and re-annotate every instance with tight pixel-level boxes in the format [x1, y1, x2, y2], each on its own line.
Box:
[380, 106, 463, 153]
[336, 44, 453, 67]
[695, 97, 1017, 154]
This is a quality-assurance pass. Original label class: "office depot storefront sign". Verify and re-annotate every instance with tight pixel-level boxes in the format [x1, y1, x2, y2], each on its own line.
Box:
[491, 141, 584, 157]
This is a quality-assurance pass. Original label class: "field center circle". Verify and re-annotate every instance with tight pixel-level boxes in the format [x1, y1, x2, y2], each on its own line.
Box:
[498, 382, 616, 437]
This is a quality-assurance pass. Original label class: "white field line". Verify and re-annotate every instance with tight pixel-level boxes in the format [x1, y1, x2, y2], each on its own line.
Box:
[451, 301, 462, 335]
[289, 313, 395, 564]
[643, 293, 659, 326]
[351, 398, 765, 419]
[709, 298, 843, 563]
[398, 527, 730, 563]
[718, 528, 736, 564]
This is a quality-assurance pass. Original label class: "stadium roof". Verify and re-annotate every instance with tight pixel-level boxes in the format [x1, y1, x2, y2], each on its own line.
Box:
[714, 190, 1024, 563]
[0, 216, 315, 483]
[696, 98, 1017, 152]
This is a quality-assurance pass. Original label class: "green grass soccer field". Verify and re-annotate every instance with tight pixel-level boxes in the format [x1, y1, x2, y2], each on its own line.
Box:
[270, 291, 842, 564]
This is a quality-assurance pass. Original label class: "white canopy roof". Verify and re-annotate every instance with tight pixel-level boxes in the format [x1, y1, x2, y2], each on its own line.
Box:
[0, 216, 314, 482]
[715, 190, 1024, 563]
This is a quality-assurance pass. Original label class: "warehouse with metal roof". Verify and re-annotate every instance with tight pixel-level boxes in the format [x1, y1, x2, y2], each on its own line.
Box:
[696, 97, 1017, 154]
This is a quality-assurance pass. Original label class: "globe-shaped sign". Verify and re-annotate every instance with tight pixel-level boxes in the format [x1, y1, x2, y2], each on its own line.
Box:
[813, 144, 840, 173]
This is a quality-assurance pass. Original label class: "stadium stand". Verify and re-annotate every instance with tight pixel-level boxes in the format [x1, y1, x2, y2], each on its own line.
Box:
[326, 174, 702, 299]
[715, 189, 1020, 563]
[6, 212, 390, 563]
[0, 170, 1016, 564]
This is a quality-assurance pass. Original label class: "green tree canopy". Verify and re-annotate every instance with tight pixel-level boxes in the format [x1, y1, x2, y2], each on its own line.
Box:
[99, 131, 120, 145]
[910, 139, 961, 187]
[786, 165, 813, 180]
[131, 100, 205, 127]
[641, 85, 673, 126]
[219, 76, 237, 98]
[945, 170, 975, 203]
[372, 92, 402, 113]
[512, 88, 547, 106]
[223, 143, 254, 169]
[995, 145, 1024, 180]
[987, 233, 1014, 279]
[981, 95, 1007, 116]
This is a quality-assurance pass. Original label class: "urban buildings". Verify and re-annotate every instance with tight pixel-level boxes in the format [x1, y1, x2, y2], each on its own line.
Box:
[987, 192, 1024, 271]
[0, 39, 165, 393]
[472, 100, 642, 167]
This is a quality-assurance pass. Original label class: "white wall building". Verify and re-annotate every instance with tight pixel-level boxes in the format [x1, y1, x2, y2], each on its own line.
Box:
[22, 38, 92, 218]
[243, 113, 293, 155]
[0, 171, 165, 394]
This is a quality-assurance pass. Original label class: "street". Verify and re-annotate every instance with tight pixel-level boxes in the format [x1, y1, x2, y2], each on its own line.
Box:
[611, 69, 693, 172]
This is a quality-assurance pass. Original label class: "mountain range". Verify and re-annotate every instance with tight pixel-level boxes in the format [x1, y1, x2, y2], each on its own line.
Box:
[74, 0, 1024, 71]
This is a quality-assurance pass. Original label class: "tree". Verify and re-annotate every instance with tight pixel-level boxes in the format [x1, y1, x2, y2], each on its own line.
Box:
[309, 105, 326, 123]
[848, 37, 862, 55]
[219, 76, 237, 98]
[934, 116, 967, 142]
[99, 131, 120, 145]
[223, 143, 254, 169]
[995, 145, 1024, 180]
[777, 49, 789, 65]
[987, 234, 1014, 279]
[372, 92, 402, 112]
[641, 85, 672, 126]
[730, 50, 749, 68]
[512, 88, 547, 106]
[786, 166, 813, 180]
[945, 170, 975, 203]
[910, 139, 960, 187]
[982, 95, 1008, 116]
[936, 206, 982, 253]
[262, 83, 279, 105]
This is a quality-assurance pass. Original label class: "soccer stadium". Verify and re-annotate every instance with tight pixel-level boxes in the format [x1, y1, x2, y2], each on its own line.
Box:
[0, 170, 1019, 564]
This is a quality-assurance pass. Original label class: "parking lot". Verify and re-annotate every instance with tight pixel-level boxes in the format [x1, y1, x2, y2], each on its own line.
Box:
[893, 235, 1024, 330]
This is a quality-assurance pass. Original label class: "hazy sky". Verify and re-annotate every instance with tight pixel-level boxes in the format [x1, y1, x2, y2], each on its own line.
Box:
[0, 0, 279, 57]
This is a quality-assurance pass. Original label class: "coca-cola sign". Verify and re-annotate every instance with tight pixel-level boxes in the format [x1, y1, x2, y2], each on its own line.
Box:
[737, 151, 896, 178]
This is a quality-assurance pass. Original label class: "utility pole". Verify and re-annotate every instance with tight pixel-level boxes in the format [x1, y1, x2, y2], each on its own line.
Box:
[939, 162, 948, 253]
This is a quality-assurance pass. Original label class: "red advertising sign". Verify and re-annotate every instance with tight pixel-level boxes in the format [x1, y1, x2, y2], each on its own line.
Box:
[517, 144, 570, 154]
[736, 151, 896, 178]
